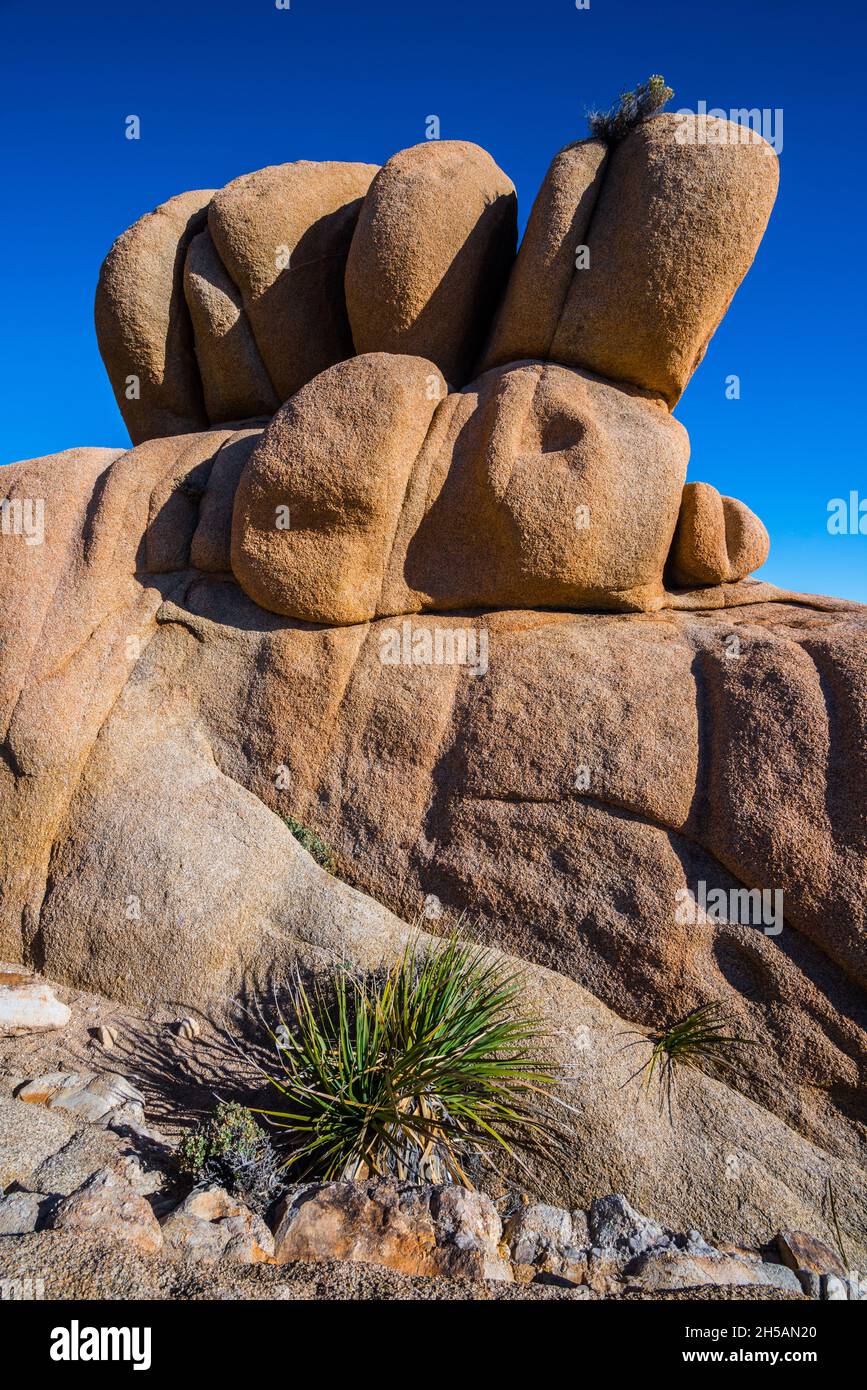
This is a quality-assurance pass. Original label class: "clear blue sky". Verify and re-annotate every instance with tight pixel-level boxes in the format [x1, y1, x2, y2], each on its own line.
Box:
[2, 0, 865, 600]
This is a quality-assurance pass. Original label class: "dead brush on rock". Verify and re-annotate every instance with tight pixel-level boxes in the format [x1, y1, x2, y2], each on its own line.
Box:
[620, 1002, 759, 1120]
[177, 1099, 287, 1216]
[252, 935, 567, 1189]
[588, 74, 674, 143]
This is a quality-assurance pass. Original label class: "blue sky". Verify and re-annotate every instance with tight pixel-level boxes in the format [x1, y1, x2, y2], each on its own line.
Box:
[2, 0, 865, 599]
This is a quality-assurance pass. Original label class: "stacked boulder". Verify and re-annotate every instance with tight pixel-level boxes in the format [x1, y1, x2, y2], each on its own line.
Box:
[94, 117, 778, 620]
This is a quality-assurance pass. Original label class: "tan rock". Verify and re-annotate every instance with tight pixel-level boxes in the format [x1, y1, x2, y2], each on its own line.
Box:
[346, 140, 517, 385]
[670, 481, 770, 585]
[1, 439, 866, 1263]
[231, 352, 445, 622]
[0, 967, 70, 1035]
[95, 190, 212, 443]
[50, 1168, 163, 1254]
[231, 355, 689, 622]
[480, 138, 608, 370]
[183, 229, 279, 423]
[190, 427, 264, 573]
[17, 1071, 145, 1123]
[546, 115, 779, 405]
[161, 1186, 275, 1264]
[0, 1097, 77, 1191]
[208, 160, 377, 402]
[629, 1250, 803, 1294]
[775, 1229, 847, 1279]
[273, 1181, 510, 1281]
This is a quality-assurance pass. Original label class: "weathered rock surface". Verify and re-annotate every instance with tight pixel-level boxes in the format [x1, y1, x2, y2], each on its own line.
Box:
[231, 352, 445, 622]
[208, 160, 378, 402]
[0, 1189, 57, 1235]
[481, 138, 608, 370]
[775, 1229, 847, 1280]
[7, 108, 867, 1283]
[0, 1098, 78, 1190]
[547, 116, 778, 405]
[161, 1186, 275, 1264]
[0, 966, 70, 1036]
[183, 229, 279, 423]
[0, 435, 865, 1261]
[232, 355, 692, 622]
[670, 481, 770, 586]
[95, 189, 212, 443]
[17, 1070, 145, 1124]
[346, 140, 517, 385]
[49, 1168, 163, 1254]
[273, 1180, 511, 1281]
[630, 1250, 803, 1293]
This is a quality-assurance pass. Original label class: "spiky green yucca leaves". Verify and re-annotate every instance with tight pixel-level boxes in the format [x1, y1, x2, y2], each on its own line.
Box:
[588, 74, 674, 143]
[622, 1002, 757, 1118]
[256, 937, 562, 1188]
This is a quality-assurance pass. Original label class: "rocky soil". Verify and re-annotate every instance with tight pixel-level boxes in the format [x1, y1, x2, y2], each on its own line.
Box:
[0, 967, 859, 1302]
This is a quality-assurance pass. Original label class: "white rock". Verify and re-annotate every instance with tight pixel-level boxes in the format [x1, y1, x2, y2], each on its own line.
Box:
[17, 1070, 145, 1123]
[505, 1202, 575, 1264]
[0, 1190, 56, 1235]
[0, 968, 70, 1037]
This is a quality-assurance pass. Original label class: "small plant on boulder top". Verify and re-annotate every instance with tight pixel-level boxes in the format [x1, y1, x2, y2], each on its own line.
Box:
[588, 74, 674, 143]
[254, 934, 566, 1189]
[282, 814, 337, 875]
[177, 1099, 286, 1215]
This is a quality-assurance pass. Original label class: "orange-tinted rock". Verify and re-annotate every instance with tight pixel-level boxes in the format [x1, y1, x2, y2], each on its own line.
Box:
[209, 160, 377, 401]
[95, 190, 212, 443]
[670, 481, 770, 585]
[231, 355, 689, 622]
[346, 141, 517, 385]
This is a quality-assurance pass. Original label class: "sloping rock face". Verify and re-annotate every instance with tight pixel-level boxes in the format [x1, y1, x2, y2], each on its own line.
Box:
[1, 439, 865, 1262]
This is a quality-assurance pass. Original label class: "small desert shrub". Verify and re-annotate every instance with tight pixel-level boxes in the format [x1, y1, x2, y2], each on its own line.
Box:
[177, 1100, 286, 1215]
[588, 74, 674, 143]
[283, 814, 337, 875]
[622, 1001, 757, 1117]
[256, 936, 564, 1188]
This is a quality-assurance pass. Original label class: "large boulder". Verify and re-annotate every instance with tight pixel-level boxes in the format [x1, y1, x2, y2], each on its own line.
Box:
[231, 353, 444, 623]
[482, 114, 779, 405]
[95, 190, 212, 444]
[208, 160, 378, 402]
[481, 138, 608, 370]
[345, 141, 517, 386]
[231, 354, 692, 622]
[95, 163, 377, 440]
[0, 441, 865, 1262]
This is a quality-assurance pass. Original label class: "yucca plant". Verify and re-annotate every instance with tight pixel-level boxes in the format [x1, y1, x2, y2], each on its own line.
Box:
[621, 1002, 758, 1119]
[253, 936, 564, 1188]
